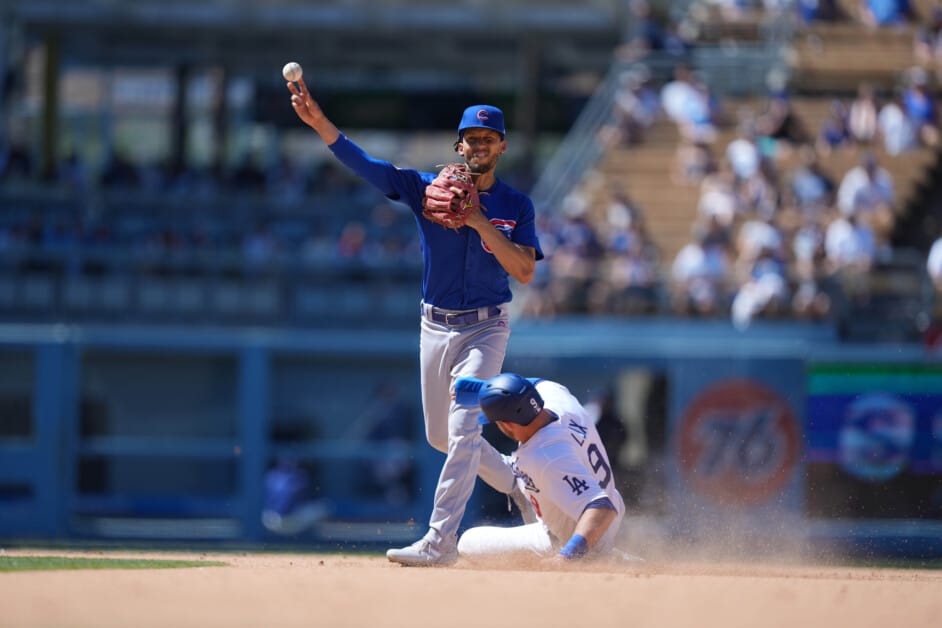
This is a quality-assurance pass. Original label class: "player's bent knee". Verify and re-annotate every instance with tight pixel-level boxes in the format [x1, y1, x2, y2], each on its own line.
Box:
[426, 432, 448, 453]
[456, 527, 489, 557]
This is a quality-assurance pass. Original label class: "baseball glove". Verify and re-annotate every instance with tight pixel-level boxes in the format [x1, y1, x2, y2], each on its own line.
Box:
[422, 163, 480, 229]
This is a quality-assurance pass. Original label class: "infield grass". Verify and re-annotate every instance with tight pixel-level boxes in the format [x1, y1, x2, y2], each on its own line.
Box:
[0, 555, 226, 572]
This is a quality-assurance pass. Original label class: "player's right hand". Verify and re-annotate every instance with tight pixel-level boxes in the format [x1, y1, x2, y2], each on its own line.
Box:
[288, 78, 325, 129]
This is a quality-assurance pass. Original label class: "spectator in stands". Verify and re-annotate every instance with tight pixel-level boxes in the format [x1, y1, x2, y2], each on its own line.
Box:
[791, 214, 837, 321]
[99, 149, 141, 189]
[725, 111, 761, 184]
[670, 220, 733, 317]
[926, 229, 942, 350]
[661, 62, 719, 145]
[230, 154, 267, 195]
[825, 211, 876, 301]
[848, 83, 880, 146]
[735, 212, 786, 273]
[877, 89, 918, 155]
[903, 67, 940, 147]
[915, 5, 942, 60]
[730, 240, 791, 329]
[57, 150, 91, 193]
[516, 213, 561, 318]
[836, 151, 895, 246]
[601, 65, 661, 147]
[837, 153, 895, 256]
[700, 212, 735, 251]
[673, 139, 718, 186]
[929, 229, 942, 281]
[858, 0, 907, 28]
[915, 3, 942, 81]
[736, 156, 781, 221]
[796, 0, 839, 23]
[546, 197, 605, 314]
[0, 139, 34, 182]
[614, 0, 691, 62]
[788, 145, 836, 214]
[605, 189, 645, 232]
[590, 216, 661, 315]
[816, 99, 852, 156]
[697, 163, 742, 228]
[755, 93, 811, 160]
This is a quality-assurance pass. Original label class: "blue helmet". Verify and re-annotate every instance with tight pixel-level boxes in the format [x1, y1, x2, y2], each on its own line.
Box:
[479, 373, 543, 425]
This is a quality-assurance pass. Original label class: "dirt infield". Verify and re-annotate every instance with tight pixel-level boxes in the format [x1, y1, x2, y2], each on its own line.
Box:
[1, 550, 940, 628]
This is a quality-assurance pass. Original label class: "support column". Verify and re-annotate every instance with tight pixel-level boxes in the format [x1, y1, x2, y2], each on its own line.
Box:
[0, 14, 9, 143]
[211, 65, 228, 174]
[40, 30, 60, 180]
[514, 38, 541, 185]
[170, 63, 189, 174]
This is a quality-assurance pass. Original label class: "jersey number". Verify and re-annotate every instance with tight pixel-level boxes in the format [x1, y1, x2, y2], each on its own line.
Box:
[587, 443, 611, 489]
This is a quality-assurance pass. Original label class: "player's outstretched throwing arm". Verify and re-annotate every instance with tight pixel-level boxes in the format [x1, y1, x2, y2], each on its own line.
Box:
[288, 77, 340, 145]
[288, 78, 407, 197]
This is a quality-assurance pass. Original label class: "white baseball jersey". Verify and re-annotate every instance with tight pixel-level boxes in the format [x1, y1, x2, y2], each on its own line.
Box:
[512, 379, 625, 548]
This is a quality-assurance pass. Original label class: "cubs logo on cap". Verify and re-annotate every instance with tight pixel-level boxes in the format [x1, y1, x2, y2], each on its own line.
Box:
[458, 104, 506, 137]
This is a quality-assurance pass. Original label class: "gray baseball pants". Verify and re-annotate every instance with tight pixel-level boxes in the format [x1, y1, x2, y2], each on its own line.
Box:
[418, 303, 514, 547]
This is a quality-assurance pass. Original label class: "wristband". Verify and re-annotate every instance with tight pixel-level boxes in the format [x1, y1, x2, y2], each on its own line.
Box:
[559, 533, 589, 560]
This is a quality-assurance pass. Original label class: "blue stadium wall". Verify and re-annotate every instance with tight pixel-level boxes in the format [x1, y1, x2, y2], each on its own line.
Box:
[1, 319, 941, 558]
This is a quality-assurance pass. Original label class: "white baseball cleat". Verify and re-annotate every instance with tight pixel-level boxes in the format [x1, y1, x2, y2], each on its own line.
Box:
[386, 538, 458, 567]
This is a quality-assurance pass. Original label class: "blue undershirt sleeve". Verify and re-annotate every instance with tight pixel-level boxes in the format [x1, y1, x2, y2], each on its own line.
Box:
[328, 133, 402, 198]
[584, 497, 616, 512]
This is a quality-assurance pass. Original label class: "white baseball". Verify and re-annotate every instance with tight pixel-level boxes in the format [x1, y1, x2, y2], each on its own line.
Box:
[282, 61, 303, 82]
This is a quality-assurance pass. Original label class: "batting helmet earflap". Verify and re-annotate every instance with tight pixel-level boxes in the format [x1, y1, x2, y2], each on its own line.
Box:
[479, 373, 543, 425]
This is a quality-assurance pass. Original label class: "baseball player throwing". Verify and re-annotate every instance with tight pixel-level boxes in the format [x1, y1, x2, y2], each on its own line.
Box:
[454, 373, 627, 563]
[288, 78, 544, 566]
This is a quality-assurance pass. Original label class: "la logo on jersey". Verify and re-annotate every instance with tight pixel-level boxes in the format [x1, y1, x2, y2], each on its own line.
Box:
[482, 219, 515, 253]
[563, 474, 591, 495]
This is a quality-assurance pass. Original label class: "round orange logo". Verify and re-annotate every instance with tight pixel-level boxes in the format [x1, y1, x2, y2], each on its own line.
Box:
[678, 379, 801, 507]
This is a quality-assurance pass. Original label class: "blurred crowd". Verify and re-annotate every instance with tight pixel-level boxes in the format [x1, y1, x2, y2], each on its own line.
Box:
[0, 146, 424, 276]
[517, 0, 942, 330]
[2, 0, 941, 332]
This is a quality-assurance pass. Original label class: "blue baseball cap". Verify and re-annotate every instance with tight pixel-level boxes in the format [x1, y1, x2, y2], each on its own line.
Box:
[458, 105, 506, 138]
